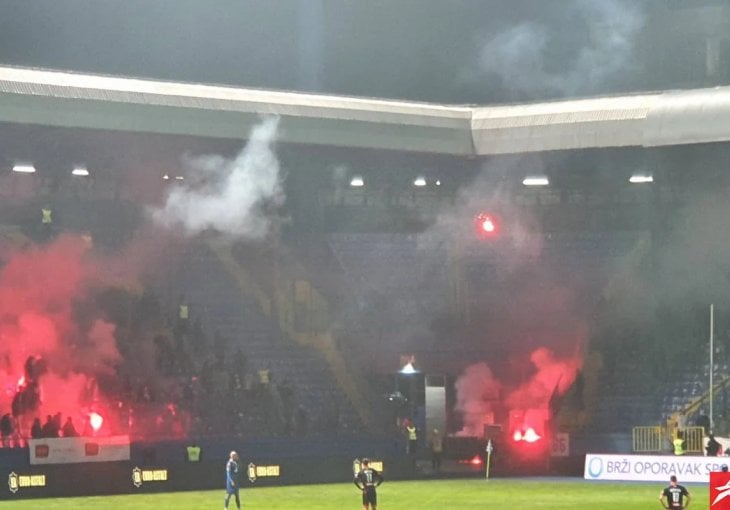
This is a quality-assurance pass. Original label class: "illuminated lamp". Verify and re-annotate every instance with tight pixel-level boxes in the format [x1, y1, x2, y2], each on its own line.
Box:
[12, 163, 36, 173]
[629, 172, 653, 184]
[522, 175, 549, 186]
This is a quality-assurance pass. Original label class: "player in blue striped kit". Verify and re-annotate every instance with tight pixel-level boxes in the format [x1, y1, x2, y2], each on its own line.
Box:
[225, 450, 241, 510]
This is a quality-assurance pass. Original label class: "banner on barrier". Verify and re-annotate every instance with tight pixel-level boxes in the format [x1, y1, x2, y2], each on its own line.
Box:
[247, 463, 281, 483]
[8, 472, 46, 493]
[29, 436, 130, 465]
[132, 466, 169, 488]
[584, 453, 727, 483]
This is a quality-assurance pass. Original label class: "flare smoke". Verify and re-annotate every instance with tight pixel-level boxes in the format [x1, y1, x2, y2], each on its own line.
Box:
[479, 0, 644, 97]
[151, 117, 284, 239]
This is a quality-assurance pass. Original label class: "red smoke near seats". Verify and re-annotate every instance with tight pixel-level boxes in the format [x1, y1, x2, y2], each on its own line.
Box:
[456, 346, 581, 438]
[0, 235, 119, 436]
[506, 347, 581, 437]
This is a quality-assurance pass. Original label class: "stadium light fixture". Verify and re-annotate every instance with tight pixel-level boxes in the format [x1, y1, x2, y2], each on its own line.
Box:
[162, 174, 170, 180]
[413, 176, 427, 187]
[72, 165, 89, 176]
[12, 163, 36, 174]
[174, 175, 185, 181]
[629, 172, 653, 184]
[350, 175, 364, 187]
[435, 180, 441, 186]
[522, 175, 549, 186]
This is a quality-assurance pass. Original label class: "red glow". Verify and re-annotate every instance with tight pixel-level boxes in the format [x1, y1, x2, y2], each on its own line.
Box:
[481, 217, 495, 233]
[475, 213, 499, 237]
[0, 230, 193, 441]
[469, 455, 483, 465]
[513, 427, 543, 443]
[89, 412, 103, 432]
[522, 427, 541, 443]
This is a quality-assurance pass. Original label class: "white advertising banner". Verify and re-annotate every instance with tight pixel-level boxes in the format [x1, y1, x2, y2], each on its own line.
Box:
[584, 453, 727, 483]
[29, 436, 130, 465]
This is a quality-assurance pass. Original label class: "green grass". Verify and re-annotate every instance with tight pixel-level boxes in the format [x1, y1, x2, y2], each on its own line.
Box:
[0, 478, 709, 509]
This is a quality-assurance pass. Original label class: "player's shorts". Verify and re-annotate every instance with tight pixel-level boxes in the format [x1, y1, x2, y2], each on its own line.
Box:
[226, 483, 239, 495]
[362, 487, 377, 506]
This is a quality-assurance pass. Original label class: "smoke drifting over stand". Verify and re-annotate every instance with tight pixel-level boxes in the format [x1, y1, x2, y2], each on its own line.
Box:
[151, 117, 285, 240]
[478, 0, 645, 98]
[426, 165, 587, 437]
[446, 2, 645, 435]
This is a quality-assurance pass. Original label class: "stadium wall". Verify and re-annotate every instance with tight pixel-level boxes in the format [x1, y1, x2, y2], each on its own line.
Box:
[0, 456, 421, 499]
[0, 436, 411, 499]
[0, 433, 630, 498]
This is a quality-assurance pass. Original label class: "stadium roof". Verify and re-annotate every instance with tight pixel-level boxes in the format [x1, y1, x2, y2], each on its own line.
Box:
[1, 66, 730, 155]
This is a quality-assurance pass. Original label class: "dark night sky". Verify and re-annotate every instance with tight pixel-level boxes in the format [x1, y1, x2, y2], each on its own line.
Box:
[0, 0, 726, 103]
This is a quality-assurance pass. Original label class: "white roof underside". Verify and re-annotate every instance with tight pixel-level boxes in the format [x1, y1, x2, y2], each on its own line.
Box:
[1, 66, 730, 155]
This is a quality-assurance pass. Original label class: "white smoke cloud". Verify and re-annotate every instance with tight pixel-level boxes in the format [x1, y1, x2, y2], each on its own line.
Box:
[479, 0, 644, 97]
[151, 116, 284, 239]
[455, 362, 501, 437]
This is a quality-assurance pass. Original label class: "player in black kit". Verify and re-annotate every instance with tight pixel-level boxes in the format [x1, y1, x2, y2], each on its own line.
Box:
[354, 458, 384, 510]
[659, 475, 691, 509]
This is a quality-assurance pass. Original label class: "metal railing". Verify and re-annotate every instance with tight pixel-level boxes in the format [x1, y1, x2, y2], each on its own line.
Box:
[680, 426, 705, 454]
[632, 425, 705, 453]
[632, 426, 663, 452]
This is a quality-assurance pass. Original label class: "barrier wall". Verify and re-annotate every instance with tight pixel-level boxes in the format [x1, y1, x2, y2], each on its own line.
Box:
[0, 434, 594, 499]
[0, 455, 420, 500]
[584, 453, 727, 483]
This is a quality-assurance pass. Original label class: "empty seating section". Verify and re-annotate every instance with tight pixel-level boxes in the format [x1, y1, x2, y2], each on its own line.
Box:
[161, 242, 361, 437]
[328, 233, 449, 318]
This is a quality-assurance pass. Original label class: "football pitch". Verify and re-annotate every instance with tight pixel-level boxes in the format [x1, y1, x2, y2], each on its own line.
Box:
[0, 478, 710, 509]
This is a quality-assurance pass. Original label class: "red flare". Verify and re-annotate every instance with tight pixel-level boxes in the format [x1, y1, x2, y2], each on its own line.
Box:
[523, 427, 541, 443]
[89, 412, 103, 432]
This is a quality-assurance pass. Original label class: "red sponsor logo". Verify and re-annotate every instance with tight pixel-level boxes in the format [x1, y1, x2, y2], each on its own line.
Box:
[85, 443, 99, 456]
[34, 444, 49, 458]
[711, 472, 730, 509]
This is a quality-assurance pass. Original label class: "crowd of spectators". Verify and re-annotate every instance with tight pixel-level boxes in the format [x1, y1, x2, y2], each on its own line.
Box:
[0, 198, 362, 446]
[0, 412, 85, 448]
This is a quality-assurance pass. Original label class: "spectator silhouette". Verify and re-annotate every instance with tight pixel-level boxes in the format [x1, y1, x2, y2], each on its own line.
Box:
[30, 418, 42, 439]
[62, 417, 78, 437]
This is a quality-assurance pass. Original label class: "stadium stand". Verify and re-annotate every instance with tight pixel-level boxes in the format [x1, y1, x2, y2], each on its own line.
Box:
[159, 240, 363, 438]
